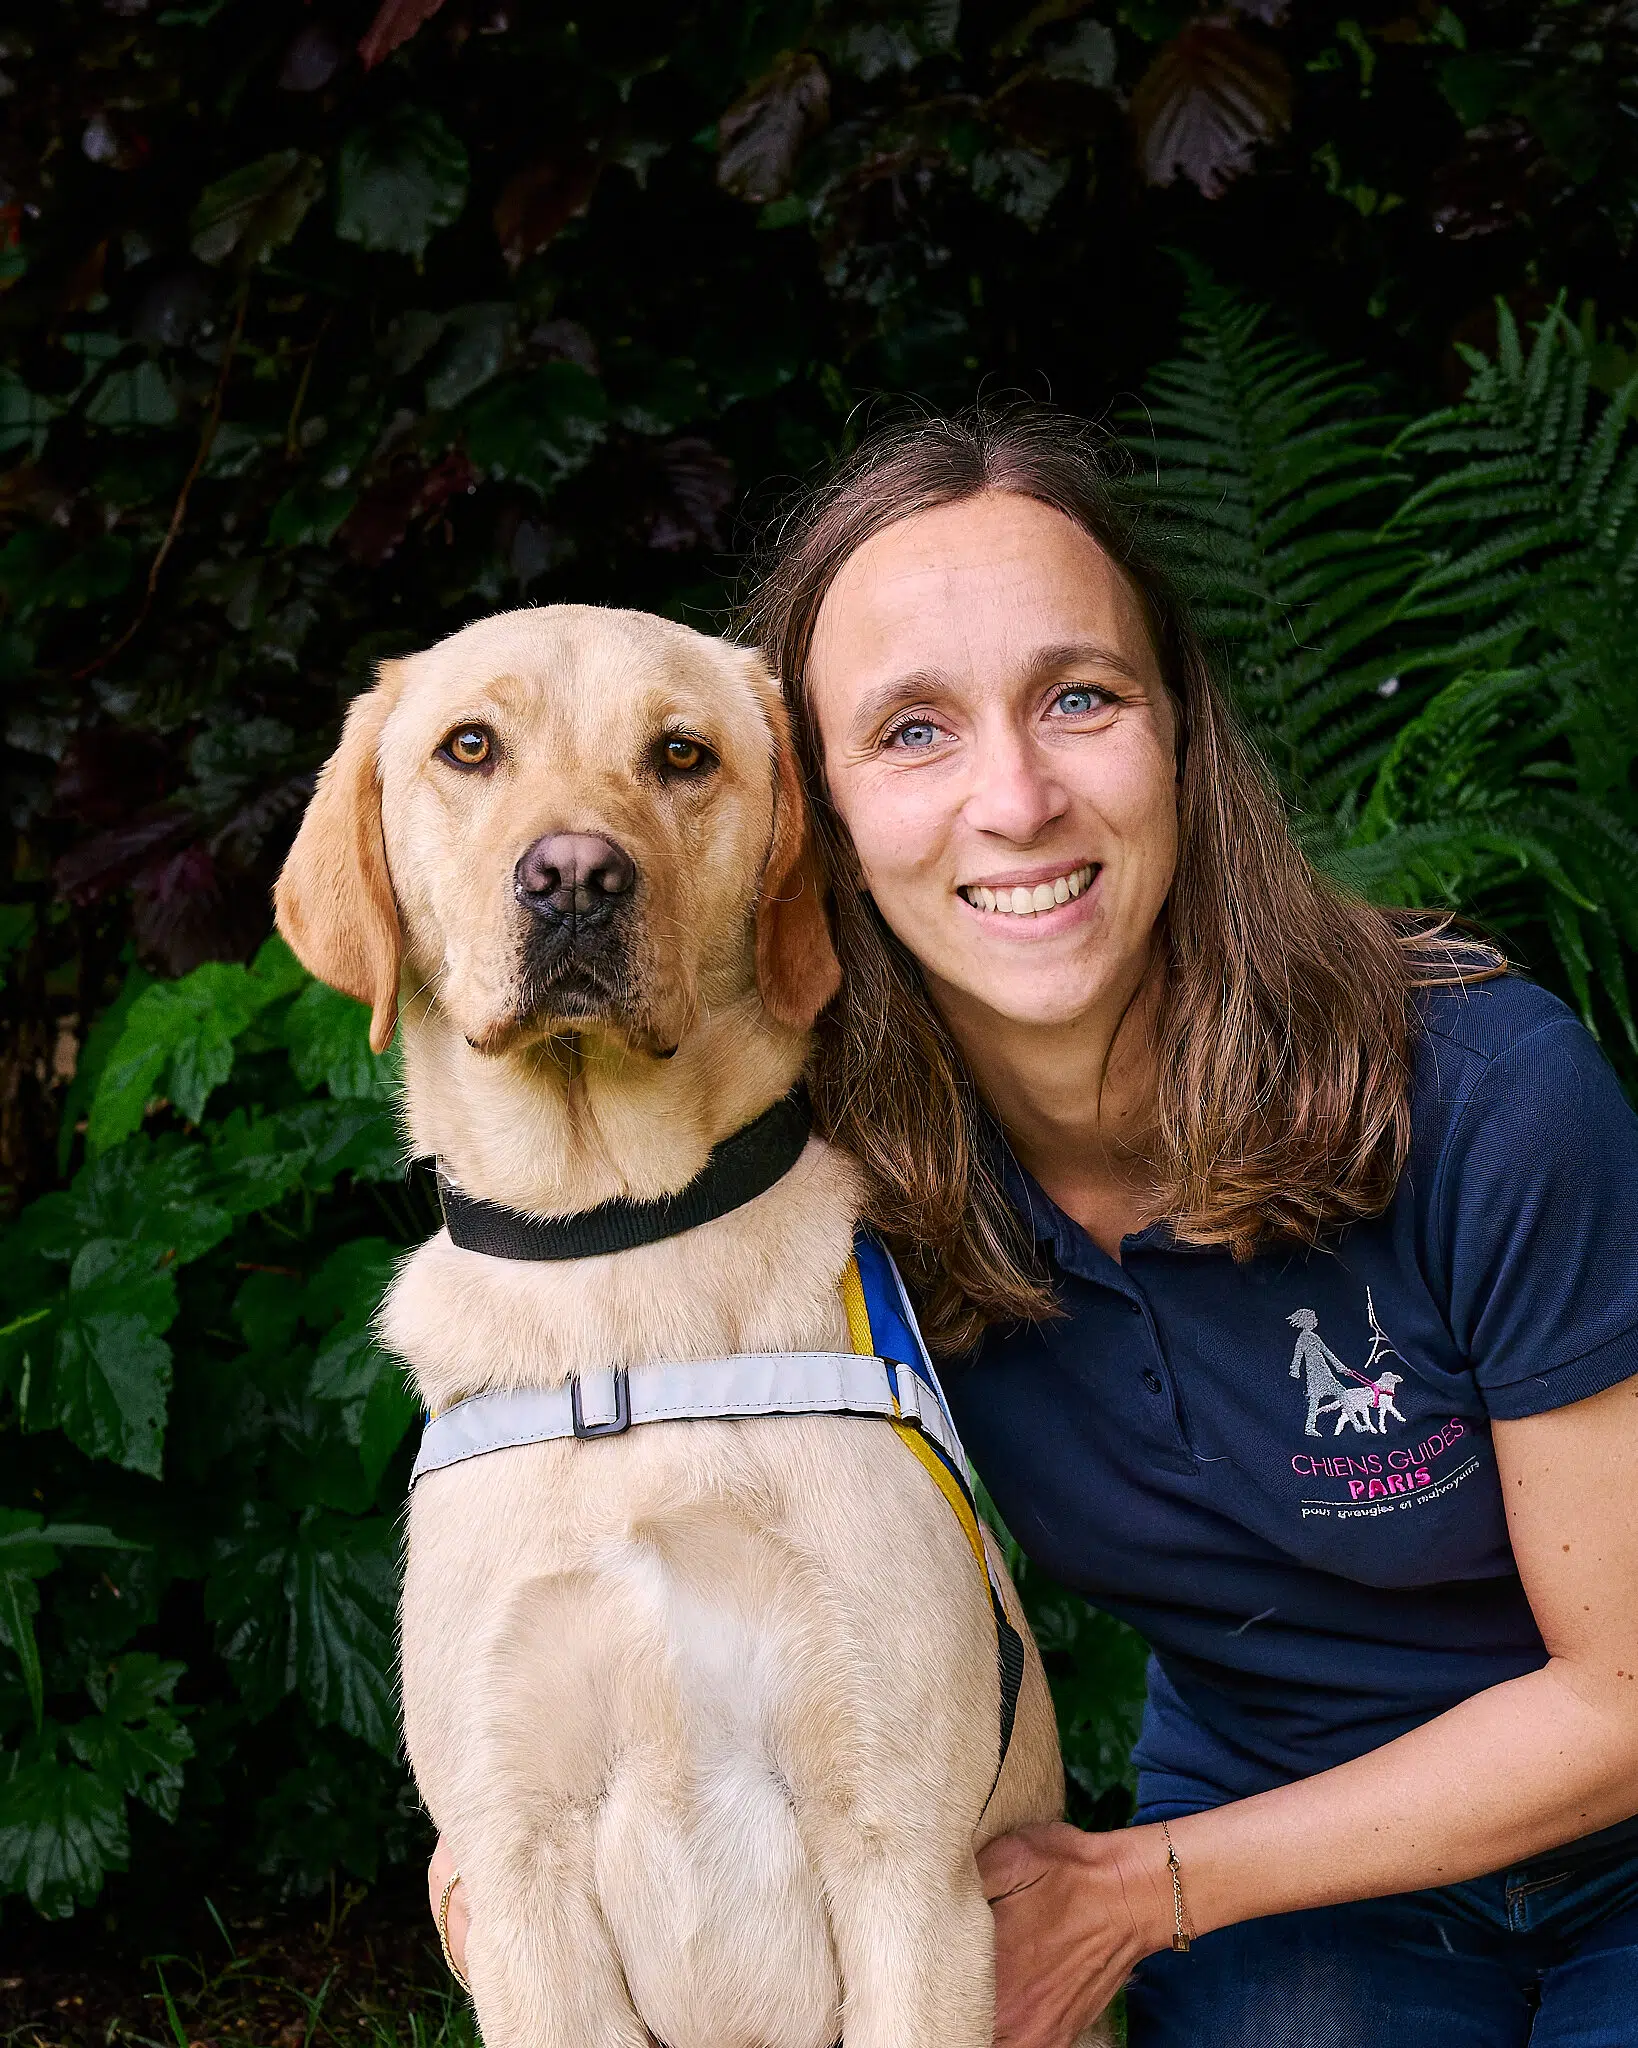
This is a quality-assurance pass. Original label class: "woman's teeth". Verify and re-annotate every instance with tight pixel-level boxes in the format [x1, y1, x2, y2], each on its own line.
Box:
[959, 864, 1096, 916]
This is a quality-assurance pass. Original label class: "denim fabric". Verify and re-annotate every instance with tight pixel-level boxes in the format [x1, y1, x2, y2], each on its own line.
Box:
[1125, 1845, 1638, 2047]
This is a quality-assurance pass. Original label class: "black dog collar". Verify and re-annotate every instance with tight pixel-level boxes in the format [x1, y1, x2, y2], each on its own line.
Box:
[435, 1089, 813, 1261]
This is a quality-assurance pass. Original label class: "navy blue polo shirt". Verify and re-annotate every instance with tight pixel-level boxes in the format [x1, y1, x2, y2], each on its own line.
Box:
[944, 975, 1638, 1815]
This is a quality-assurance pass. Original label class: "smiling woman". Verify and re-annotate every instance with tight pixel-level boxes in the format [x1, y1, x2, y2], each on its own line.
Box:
[742, 409, 1638, 2047]
[747, 416, 1481, 1357]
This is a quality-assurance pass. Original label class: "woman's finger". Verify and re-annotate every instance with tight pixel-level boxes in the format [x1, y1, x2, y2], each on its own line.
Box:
[428, 1835, 469, 1978]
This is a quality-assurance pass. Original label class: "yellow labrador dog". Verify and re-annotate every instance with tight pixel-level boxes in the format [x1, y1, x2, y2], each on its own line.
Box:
[274, 607, 1109, 2048]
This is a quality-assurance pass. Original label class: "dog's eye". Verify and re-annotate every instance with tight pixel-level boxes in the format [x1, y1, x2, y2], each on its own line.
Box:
[439, 725, 493, 770]
[656, 734, 716, 778]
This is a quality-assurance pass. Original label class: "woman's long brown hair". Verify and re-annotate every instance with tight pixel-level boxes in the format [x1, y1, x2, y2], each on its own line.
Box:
[743, 407, 1499, 1356]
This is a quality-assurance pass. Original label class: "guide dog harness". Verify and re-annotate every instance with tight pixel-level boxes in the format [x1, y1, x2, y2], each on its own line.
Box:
[409, 1094, 1025, 1780]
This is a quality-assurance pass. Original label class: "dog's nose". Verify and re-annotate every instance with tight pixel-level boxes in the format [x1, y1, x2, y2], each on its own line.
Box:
[514, 833, 636, 922]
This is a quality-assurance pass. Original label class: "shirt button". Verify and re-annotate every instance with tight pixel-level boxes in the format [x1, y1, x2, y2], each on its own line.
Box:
[1142, 1368, 1163, 1394]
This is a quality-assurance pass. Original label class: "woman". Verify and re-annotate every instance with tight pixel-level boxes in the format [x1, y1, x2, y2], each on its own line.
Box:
[431, 410, 1638, 2043]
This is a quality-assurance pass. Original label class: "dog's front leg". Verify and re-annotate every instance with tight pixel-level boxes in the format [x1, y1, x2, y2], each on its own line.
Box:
[820, 1841, 1121, 2048]
[822, 1846, 996, 2048]
[460, 1828, 650, 2048]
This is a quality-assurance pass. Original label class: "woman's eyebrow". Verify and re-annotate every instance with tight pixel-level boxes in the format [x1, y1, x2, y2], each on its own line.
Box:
[848, 670, 959, 731]
[1025, 639, 1147, 684]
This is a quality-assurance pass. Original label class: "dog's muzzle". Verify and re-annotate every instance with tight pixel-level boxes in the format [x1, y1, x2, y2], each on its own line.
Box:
[513, 831, 639, 1015]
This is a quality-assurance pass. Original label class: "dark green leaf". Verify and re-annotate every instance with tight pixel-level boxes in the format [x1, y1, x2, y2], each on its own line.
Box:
[191, 150, 326, 269]
[306, 1241, 414, 1486]
[20, 1138, 233, 1270]
[88, 960, 288, 1153]
[85, 366, 178, 431]
[0, 1572, 44, 1731]
[267, 476, 360, 549]
[424, 303, 516, 412]
[0, 371, 57, 459]
[46, 1242, 177, 1478]
[283, 982, 397, 1101]
[250, 934, 311, 1003]
[0, 1746, 128, 1918]
[0, 903, 36, 992]
[463, 362, 608, 493]
[71, 1655, 193, 1821]
[334, 108, 469, 260]
[41, 535, 135, 606]
[252, 1740, 409, 1893]
[207, 1509, 399, 1752]
[57, 966, 153, 1174]
[234, 1270, 307, 1361]
[0, 1509, 61, 1581]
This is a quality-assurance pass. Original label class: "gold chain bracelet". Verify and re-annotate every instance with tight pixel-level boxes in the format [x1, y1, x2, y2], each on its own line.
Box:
[438, 1868, 472, 1994]
[1160, 1820, 1192, 1953]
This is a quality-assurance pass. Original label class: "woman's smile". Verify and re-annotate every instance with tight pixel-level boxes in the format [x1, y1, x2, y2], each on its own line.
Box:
[957, 860, 1099, 919]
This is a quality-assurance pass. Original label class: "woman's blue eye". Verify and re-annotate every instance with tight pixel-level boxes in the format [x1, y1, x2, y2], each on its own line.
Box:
[890, 720, 941, 749]
[1056, 688, 1100, 715]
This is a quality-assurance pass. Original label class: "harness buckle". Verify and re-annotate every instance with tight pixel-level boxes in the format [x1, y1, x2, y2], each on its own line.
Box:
[570, 1368, 631, 1438]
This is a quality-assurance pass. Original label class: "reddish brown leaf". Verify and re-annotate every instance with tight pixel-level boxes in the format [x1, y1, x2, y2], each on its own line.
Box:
[1130, 24, 1291, 199]
[615, 437, 737, 553]
[131, 843, 270, 977]
[717, 51, 830, 205]
[646, 438, 736, 553]
[1428, 121, 1559, 241]
[54, 812, 192, 904]
[339, 449, 478, 565]
[358, 0, 448, 71]
[493, 153, 602, 270]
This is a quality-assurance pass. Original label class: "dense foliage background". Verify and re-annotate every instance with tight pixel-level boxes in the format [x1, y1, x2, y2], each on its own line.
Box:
[3, 0, 1637, 1938]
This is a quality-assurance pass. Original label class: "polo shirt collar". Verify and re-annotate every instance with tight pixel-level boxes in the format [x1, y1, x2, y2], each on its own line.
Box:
[987, 1128, 1136, 1291]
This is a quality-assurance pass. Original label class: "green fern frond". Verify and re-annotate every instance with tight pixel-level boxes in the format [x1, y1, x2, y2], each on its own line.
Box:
[1125, 266, 1415, 803]
[1135, 277, 1638, 1050]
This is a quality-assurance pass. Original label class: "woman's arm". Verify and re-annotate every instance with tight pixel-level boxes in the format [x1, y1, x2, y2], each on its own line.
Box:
[983, 1370, 1638, 2047]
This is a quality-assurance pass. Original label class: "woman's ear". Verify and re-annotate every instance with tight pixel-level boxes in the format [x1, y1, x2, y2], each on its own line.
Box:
[274, 663, 406, 1054]
[755, 674, 842, 1032]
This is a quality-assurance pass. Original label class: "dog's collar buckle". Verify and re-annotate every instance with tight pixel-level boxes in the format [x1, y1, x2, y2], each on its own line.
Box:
[570, 1367, 631, 1438]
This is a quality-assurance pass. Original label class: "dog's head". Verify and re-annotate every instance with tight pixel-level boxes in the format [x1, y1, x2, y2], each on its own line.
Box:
[274, 607, 839, 1058]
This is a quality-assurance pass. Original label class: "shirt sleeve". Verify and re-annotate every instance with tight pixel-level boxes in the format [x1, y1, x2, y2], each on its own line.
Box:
[1434, 1011, 1638, 1419]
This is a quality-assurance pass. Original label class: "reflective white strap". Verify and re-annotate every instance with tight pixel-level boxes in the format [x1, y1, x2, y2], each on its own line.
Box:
[882, 1256, 961, 1441]
[412, 1351, 969, 1483]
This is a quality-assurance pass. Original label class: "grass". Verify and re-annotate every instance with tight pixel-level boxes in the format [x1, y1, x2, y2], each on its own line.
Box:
[0, 1876, 474, 2048]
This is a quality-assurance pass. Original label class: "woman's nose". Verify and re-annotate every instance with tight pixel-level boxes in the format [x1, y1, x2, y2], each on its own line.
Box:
[962, 730, 1069, 843]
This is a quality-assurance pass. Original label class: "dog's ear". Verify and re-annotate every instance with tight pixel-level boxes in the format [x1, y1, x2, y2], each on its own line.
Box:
[755, 670, 842, 1031]
[274, 664, 406, 1054]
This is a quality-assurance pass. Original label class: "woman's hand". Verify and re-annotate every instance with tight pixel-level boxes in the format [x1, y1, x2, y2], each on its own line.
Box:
[428, 1833, 469, 1981]
[979, 1822, 1172, 2048]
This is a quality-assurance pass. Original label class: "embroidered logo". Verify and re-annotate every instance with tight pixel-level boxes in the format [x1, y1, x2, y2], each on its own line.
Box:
[1287, 1295, 1407, 1437]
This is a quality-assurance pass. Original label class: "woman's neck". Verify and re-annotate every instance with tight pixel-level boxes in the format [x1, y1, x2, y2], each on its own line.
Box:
[931, 956, 1165, 1261]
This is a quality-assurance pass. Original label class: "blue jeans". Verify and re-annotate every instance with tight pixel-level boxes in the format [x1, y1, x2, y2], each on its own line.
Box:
[1125, 1844, 1638, 2046]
